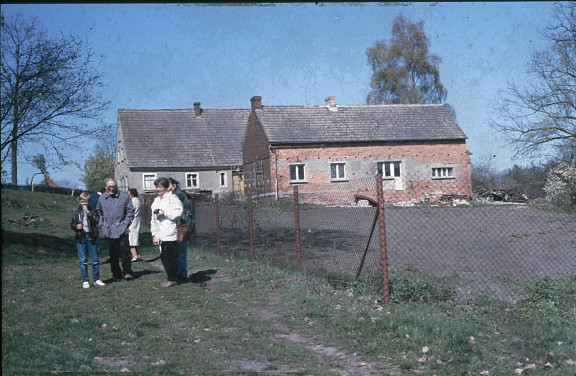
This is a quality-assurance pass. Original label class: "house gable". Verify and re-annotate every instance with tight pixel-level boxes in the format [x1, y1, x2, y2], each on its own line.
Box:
[242, 99, 274, 195]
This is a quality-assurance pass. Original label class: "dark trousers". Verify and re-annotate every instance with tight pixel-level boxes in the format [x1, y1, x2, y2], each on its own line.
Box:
[160, 241, 178, 282]
[107, 234, 132, 278]
[177, 240, 189, 280]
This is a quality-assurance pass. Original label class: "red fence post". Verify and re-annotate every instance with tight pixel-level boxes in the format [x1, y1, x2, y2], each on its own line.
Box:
[377, 174, 390, 303]
[247, 188, 254, 262]
[215, 193, 221, 254]
[294, 185, 302, 271]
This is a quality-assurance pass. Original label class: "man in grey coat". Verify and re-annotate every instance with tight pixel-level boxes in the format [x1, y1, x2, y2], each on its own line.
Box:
[96, 178, 135, 281]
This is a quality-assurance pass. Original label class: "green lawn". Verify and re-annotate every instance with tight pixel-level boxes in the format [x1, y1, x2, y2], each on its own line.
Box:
[2, 189, 575, 375]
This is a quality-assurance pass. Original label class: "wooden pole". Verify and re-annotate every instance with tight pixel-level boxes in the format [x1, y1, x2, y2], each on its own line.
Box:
[294, 185, 301, 271]
[377, 174, 390, 303]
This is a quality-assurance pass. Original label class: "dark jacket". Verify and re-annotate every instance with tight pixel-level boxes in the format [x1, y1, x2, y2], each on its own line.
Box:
[173, 187, 195, 232]
[71, 208, 100, 243]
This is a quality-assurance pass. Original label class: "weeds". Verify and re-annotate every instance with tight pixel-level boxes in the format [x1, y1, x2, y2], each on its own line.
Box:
[517, 276, 576, 319]
[3, 189, 576, 375]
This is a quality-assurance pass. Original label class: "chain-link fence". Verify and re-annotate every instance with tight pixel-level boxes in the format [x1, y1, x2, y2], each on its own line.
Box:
[188, 174, 575, 303]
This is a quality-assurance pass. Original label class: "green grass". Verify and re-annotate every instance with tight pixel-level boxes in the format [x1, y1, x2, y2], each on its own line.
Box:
[2, 189, 576, 375]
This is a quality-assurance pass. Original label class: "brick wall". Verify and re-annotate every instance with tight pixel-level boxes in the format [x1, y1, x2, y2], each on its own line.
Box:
[270, 140, 472, 205]
[242, 101, 472, 205]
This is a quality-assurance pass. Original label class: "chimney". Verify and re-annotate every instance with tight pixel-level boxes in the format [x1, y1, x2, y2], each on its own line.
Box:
[251, 96, 262, 110]
[325, 96, 337, 111]
[193, 102, 202, 116]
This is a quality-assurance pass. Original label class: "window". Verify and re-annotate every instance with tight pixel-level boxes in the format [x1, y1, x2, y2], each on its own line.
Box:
[432, 167, 454, 178]
[186, 173, 199, 189]
[219, 171, 227, 187]
[330, 162, 346, 181]
[377, 161, 401, 178]
[143, 173, 157, 191]
[290, 164, 305, 182]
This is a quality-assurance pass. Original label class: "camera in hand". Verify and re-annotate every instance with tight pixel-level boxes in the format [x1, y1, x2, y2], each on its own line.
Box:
[153, 209, 160, 214]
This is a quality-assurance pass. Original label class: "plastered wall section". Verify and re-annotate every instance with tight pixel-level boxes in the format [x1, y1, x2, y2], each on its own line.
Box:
[270, 141, 472, 205]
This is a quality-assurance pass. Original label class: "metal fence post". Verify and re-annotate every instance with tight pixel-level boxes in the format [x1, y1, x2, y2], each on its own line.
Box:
[215, 193, 220, 254]
[294, 184, 302, 270]
[247, 188, 254, 262]
[377, 174, 390, 303]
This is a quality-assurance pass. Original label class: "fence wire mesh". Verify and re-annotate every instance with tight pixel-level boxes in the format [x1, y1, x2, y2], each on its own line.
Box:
[190, 173, 575, 303]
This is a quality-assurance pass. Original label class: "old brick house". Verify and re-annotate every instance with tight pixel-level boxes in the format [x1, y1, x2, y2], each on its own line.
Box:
[115, 103, 250, 196]
[243, 96, 472, 205]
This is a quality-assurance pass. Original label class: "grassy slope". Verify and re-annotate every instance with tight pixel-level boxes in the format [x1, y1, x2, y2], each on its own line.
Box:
[2, 189, 575, 375]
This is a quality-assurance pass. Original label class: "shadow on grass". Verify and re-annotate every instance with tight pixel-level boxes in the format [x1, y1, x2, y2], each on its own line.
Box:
[144, 255, 161, 263]
[2, 229, 77, 260]
[102, 269, 162, 284]
[186, 269, 218, 284]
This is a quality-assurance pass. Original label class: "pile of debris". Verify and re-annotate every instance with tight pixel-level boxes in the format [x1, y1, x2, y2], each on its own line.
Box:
[473, 188, 528, 203]
[8, 215, 46, 226]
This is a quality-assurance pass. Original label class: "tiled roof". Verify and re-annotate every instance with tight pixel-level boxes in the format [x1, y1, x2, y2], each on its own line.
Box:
[254, 104, 467, 144]
[118, 108, 250, 169]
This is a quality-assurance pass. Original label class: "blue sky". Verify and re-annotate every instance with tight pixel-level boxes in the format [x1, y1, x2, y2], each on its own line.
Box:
[1, 2, 558, 187]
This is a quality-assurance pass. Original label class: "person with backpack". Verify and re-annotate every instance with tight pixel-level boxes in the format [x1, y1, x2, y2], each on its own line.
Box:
[168, 178, 195, 282]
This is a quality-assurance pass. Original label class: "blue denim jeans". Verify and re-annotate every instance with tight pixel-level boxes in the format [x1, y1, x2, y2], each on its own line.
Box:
[177, 240, 188, 280]
[76, 232, 100, 282]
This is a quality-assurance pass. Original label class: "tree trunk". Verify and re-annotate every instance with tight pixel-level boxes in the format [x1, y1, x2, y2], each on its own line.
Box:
[11, 137, 18, 186]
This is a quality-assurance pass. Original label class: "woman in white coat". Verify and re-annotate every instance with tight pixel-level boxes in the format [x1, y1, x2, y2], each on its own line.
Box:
[150, 177, 183, 287]
[128, 188, 142, 261]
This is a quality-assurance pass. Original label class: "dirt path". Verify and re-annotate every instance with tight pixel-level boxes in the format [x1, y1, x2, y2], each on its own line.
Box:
[150, 259, 399, 375]
[216, 291, 396, 376]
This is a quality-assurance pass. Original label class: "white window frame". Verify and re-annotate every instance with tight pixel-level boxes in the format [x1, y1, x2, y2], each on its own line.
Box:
[330, 162, 347, 181]
[432, 167, 455, 179]
[377, 161, 401, 178]
[219, 171, 228, 187]
[186, 172, 199, 189]
[142, 173, 157, 191]
[289, 163, 306, 183]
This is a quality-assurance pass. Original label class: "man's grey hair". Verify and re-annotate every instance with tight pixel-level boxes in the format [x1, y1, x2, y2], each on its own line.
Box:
[104, 178, 117, 186]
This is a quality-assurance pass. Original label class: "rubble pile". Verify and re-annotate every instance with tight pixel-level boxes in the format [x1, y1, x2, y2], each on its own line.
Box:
[473, 188, 529, 203]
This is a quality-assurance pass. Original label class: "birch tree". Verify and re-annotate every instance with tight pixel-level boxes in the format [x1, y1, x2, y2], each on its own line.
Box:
[366, 14, 447, 105]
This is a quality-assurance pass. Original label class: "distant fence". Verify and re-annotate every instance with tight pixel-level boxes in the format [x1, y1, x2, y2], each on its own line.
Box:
[186, 173, 575, 303]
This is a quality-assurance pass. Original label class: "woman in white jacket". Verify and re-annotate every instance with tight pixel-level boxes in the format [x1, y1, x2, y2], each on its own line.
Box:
[150, 177, 183, 287]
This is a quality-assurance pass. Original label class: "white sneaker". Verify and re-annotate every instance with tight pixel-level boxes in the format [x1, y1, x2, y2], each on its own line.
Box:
[82, 282, 90, 289]
[94, 280, 106, 286]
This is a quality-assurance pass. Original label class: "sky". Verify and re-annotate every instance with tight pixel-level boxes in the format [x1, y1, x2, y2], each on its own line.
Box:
[1, 2, 560, 188]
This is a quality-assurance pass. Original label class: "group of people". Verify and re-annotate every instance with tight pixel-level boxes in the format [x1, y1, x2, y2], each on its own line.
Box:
[71, 177, 194, 289]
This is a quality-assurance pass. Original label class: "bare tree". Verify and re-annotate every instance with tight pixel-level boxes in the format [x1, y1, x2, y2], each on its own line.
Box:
[491, 2, 576, 158]
[1, 14, 110, 185]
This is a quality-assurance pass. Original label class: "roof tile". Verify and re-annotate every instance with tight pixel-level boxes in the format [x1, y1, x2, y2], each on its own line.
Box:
[255, 104, 466, 143]
[118, 108, 250, 169]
